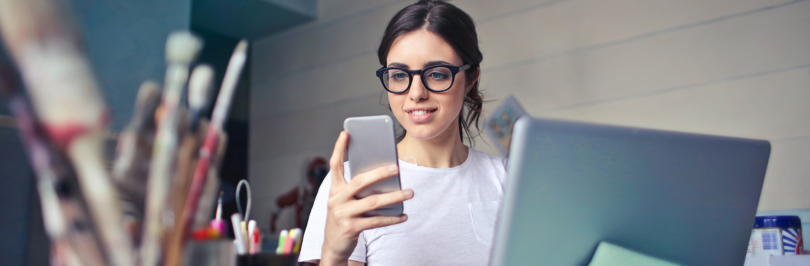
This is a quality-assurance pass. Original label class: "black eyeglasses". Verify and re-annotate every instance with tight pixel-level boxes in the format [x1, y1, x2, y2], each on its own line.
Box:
[375, 64, 472, 93]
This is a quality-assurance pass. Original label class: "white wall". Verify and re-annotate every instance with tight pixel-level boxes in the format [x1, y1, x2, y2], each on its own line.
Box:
[250, 0, 810, 232]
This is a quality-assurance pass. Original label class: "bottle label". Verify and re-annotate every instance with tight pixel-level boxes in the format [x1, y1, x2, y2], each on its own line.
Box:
[748, 228, 804, 256]
[748, 229, 784, 256]
[781, 228, 803, 255]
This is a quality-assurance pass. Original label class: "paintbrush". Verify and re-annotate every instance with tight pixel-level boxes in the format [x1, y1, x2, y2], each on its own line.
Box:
[0, 0, 135, 265]
[177, 39, 248, 250]
[163, 129, 199, 262]
[193, 145, 224, 229]
[162, 64, 214, 264]
[1, 68, 106, 266]
[164, 125, 228, 266]
[162, 63, 214, 265]
[113, 81, 161, 217]
[187, 64, 213, 130]
[175, 64, 215, 216]
[140, 31, 202, 266]
[162, 120, 205, 266]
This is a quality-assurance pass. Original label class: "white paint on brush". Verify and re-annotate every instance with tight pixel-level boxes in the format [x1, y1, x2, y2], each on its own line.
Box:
[188, 64, 214, 111]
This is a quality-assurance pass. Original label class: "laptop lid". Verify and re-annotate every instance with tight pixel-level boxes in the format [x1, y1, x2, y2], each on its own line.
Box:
[491, 117, 771, 265]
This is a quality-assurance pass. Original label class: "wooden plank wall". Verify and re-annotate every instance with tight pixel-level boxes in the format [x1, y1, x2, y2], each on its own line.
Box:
[249, 0, 810, 232]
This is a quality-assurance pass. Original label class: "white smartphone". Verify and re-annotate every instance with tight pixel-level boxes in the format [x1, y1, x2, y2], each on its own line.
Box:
[343, 115, 404, 217]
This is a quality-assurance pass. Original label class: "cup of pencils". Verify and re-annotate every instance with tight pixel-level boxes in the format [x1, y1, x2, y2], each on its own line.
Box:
[230, 228, 302, 266]
[227, 213, 300, 266]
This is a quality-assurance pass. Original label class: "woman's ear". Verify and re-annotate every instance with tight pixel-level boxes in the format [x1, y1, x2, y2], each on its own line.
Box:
[465, 67, 481, 95]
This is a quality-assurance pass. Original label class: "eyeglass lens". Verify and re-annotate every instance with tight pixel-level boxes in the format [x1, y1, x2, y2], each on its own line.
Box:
[383, 66, 454, 92]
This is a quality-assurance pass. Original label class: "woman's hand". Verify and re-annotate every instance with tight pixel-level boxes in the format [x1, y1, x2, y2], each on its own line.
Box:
[320, 131, 414, 266]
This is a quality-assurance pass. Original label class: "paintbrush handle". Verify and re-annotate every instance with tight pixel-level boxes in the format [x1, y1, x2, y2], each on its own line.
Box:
[8, 96, 107, 266]
[209, 40, 247, 129]
[179, 127, 219, 237]
[165, 130, 219, 265]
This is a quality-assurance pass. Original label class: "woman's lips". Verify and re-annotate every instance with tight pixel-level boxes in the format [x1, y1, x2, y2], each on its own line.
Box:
[406, 109, 437, 123]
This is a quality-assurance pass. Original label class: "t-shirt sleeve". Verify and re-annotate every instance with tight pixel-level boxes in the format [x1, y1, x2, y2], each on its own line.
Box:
[298, 165, 368, 263]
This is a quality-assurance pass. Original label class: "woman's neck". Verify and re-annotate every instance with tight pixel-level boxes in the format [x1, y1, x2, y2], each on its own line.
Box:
[397, 123, 469, 169]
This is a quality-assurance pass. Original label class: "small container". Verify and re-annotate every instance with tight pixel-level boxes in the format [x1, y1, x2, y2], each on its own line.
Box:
[747, 216, 804, 256]
[182, 240, 299, 266]
[237, 254, 298, 266]
[183, 240, 236, 266]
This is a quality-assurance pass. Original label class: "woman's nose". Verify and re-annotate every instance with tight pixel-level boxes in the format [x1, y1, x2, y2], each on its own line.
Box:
[408, 75, 428, 102]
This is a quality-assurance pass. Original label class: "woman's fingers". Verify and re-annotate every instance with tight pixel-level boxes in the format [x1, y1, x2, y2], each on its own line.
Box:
[324, 131, 411, 242]
[336, 164, 399, 201]
[343, 189, 414, 217]
[355, 214, 408, 232]
[329, 131, 349, 193]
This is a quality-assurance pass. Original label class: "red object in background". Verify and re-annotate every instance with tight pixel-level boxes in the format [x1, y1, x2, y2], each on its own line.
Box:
[269, 157, 328, 233]
[190, 227, 221, 241]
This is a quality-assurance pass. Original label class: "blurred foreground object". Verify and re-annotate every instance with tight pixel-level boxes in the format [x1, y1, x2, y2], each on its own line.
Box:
[0, 0, 249, 264]
[0, 63, 106, 266]
[0, 0, 134, 265]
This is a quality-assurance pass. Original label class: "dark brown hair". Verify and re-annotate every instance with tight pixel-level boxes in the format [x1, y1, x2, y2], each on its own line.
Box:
[378, 0, 484, 145]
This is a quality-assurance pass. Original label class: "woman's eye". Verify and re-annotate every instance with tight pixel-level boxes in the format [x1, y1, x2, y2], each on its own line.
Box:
[429, 72, 448, 80]
[392, 72, 408, 80]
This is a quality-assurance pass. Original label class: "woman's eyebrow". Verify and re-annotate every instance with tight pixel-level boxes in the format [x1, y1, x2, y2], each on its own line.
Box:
[387, 62, 408, 68]
[425, 61, 453, 67]
[387, 61, 454, 68]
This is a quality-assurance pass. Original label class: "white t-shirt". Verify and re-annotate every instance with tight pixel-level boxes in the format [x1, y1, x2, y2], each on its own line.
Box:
[299, 148, 507, 265]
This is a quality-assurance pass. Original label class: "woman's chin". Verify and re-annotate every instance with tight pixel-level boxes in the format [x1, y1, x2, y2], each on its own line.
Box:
[403, 124, 453, 141]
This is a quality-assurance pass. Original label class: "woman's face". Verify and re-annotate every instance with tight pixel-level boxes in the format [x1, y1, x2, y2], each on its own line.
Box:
[386, 29, 474, 141]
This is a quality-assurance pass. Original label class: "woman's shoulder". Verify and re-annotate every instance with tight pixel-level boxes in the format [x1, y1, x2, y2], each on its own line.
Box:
[467, 148, 507, 175]
[467, 147, 508, 192]
[468, 148, 506, 167]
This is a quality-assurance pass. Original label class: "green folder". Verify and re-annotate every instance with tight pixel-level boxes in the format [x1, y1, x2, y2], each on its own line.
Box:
[589, 242, 682, 266]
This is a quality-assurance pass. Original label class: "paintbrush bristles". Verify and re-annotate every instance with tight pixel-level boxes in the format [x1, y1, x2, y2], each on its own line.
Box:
[135, 81, 161, 110]
[112, 80, 160, 184]
[188, 64, 213, 110]
[0, 0, 105, 128]
[165, 32, 202, 64]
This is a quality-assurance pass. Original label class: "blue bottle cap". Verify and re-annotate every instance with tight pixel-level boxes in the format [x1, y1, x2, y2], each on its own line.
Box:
[754, 216, 802, 229]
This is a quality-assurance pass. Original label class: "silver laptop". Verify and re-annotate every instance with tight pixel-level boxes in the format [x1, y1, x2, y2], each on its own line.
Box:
[490, 117, 771, 266]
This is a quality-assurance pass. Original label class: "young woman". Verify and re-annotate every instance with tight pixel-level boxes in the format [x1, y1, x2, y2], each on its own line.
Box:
[299, 1, 506, 265]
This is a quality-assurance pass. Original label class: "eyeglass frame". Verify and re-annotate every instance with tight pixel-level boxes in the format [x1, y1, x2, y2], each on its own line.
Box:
[375, 64, 472, 94]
